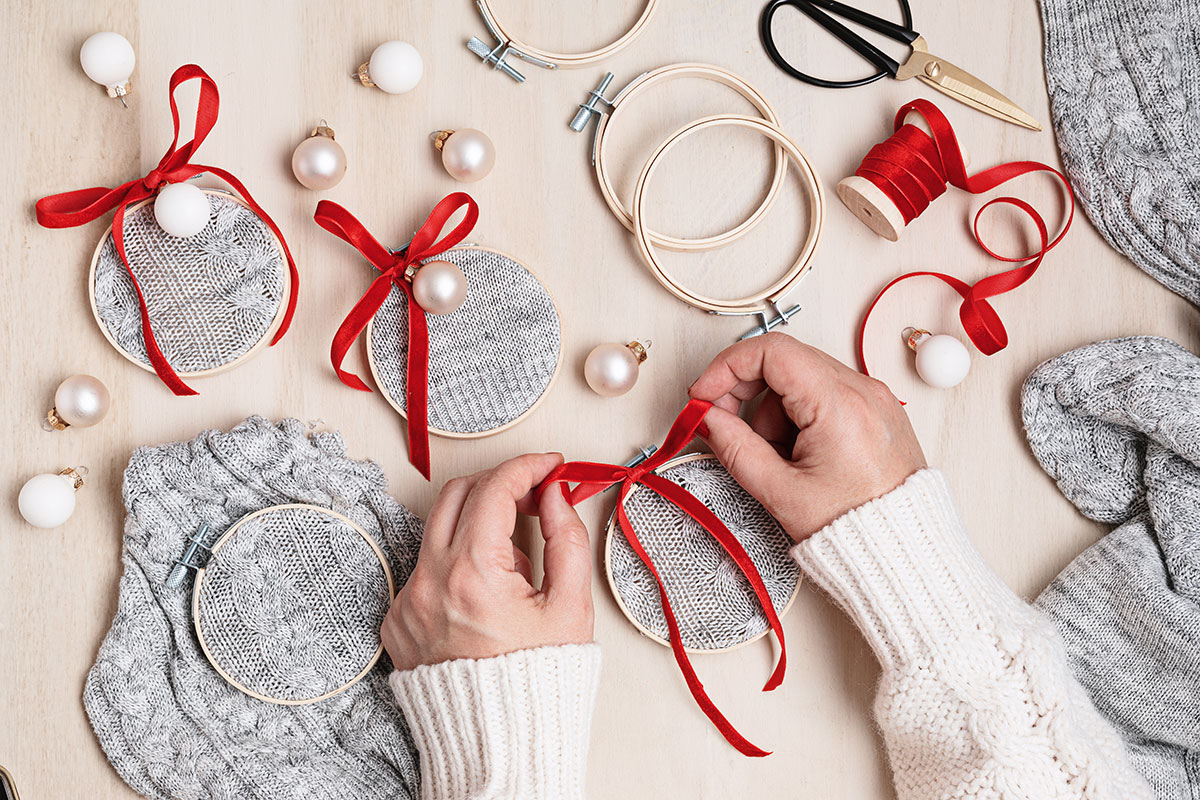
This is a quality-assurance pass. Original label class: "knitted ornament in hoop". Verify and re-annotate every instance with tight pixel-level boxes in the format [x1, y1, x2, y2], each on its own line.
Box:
[192, 504, 395, 705]
[35, 64, 300, 396]
[315, 196, 561, 479]
[90, 190, 289, 376]
[606, 454, 800, 652]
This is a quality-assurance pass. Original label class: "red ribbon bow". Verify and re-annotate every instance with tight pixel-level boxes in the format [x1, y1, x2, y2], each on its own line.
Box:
[313, 194, 479, 480]
[855, 99, 1074, 375]
[35, 64, 300, 396]
[538, 399, 786, 757]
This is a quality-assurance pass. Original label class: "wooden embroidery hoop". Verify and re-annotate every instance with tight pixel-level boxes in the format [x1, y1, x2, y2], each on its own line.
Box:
[630, 114, 825, 315]
[364, 244, 563, 439]
[87, 188, 292, 378]
[476, 0, 659, 67]
[603, 453, 802, 654]
[191, 503, 395, 706]
[591, 63, 789, 252]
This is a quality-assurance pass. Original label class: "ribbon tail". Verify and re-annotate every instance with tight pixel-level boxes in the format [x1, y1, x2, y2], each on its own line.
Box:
[640, 472, 787, 691]
[112, 204, 197, 396]
[405, 288, 431, 481]
[616, 496, 770, 757]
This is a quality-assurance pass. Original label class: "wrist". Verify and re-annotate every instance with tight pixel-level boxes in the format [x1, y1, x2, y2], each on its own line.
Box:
[390, 643, 602, 800]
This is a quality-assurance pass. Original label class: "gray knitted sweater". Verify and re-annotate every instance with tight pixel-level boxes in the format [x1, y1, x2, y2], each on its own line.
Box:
[1024, 337, 1200, 797]
[84, 417, 423, 800]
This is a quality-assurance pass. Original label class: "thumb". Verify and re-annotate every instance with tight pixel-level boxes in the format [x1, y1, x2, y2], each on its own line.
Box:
[538, 484, 593, 604]
[702, 405, 794, 512]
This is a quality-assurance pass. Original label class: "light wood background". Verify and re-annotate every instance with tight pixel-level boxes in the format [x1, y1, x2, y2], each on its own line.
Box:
[2, 1, 1194, 798]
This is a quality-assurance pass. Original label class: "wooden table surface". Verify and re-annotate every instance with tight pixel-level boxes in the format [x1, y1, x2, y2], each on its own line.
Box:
[2, 1, 1193, 797]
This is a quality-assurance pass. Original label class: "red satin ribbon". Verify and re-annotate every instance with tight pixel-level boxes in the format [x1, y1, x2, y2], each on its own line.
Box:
[35, 64, 299, 396]
[854, 99, 1074, 375]
[538, 399, 785, 757]
[313, 195, 479, 481]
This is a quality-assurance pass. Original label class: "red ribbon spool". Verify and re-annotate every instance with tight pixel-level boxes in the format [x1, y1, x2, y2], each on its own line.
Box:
[851, 99, 1075, 379]
[313, 194, 479, 480]
[35, 64, 300, 396]
[538, 399, 787, 757]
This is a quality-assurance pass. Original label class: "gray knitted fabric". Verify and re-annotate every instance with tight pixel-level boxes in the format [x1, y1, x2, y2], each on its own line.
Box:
[369, 246, 560, 435]
[609, 456, 800, 650]
[1022, 336, 1200, 798]
[93, 192, 287, 372]
[194, 505, 392, 703]
[1040, 0, 1200, 304]
[84, 417, 422, 800]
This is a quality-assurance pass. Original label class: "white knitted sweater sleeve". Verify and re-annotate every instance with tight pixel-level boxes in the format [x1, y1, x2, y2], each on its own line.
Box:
[792, 468, 1154, 799]
[389, 643, 602, 800]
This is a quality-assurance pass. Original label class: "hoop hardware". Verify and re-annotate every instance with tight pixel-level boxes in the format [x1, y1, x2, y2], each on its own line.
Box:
[466, 0, 556, 83]
[166, 523, 215, 589]
[713, 301, 803, 340]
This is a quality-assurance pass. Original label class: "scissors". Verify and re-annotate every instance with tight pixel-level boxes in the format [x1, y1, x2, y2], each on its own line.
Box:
[760, 0, 1042, 131]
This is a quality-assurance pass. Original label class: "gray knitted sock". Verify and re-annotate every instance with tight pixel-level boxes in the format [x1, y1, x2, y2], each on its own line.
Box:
[1022, 336, 1200, 798]
[1039, 0, 1200, 304]
[84, 417, 423, 800]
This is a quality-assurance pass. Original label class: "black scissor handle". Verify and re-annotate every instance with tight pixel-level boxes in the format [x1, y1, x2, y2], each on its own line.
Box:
[760, 0, 914, 89]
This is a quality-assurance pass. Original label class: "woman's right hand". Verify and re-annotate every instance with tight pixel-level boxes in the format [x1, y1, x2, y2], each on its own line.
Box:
[688, 333, 927, 542]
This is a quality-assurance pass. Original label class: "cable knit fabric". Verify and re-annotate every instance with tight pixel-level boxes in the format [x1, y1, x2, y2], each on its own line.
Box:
[85, 417, 423, 800]
[792, 469, 1154, 799]
[1023, 336, 1200, 798]
[389, 644, 602, 800]
[1039, 0, 1200, 304]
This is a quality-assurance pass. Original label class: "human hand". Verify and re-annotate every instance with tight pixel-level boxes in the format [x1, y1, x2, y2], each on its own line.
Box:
[688, 333, 926, 541]
[381, 453, 595, 672]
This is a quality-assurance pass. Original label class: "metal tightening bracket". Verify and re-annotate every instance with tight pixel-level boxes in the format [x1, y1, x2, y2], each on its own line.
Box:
[166, 523, 215, 589]
[710, 301, 803, 341]
[466, 1, 556, 83]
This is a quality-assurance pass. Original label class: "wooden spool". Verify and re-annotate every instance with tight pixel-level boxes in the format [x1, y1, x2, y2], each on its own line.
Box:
[837, 112, 971, 243]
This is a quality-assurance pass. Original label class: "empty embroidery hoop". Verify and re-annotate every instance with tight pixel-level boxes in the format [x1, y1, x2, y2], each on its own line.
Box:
[476, 0, 658, 67]
[630, 114, 824, 314]
[88, 188, 291, 378]
[191, 504, 395, 705]
[592, 63, 789, 252]
[365, 244, 562, 438]
[605, 454, 801, 653]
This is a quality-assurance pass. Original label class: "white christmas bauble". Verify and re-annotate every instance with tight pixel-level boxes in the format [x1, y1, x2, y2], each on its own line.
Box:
[368, 41, 423, 94]
[914, 333, 971, 388]
[153, 183, 210, 238]
[412, 260, 468, 315]
[80, 32, 135, 90]
[438, 129, 495, 182]
[18, 473, 78, 529]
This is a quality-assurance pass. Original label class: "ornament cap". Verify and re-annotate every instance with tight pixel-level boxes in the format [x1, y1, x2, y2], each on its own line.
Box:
[431, 130, 455, 152]
[310, 120, 336, 139]
[626, 340, 650, 363]
[902, 327, 931, 351]
[354, 62, 374, 88]
[44, 408, 70, 431]
[58, 466, 88, 491]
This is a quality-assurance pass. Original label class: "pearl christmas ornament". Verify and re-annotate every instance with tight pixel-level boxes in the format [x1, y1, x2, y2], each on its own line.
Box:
[45, 374, 110, 431]
[18, 467, 87, 529]
[584, 340, 649, 397]
[80, 32, 135, 106]
[432, 129, 496, 182]
[356, 41, 423, 94]
[153, 182, 210, 238]
[411, 260, 468, 315]
[905, 328, 970, 388]
[291, 123, 347, 190]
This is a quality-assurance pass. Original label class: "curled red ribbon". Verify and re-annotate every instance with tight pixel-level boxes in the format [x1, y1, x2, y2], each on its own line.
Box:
[35, 64, 300, 396]
[854, 99, 1074, 375]
[538, 399, 785, 757]
[313, 194, 479, 480]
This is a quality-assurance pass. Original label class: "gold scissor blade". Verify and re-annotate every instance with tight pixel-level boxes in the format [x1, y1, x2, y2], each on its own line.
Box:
[898, 45, 1042, 131]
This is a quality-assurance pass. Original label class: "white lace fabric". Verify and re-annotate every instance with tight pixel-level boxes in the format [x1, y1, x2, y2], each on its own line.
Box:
[608, 456, 800, 650]
[92, 192, 287, 374]
[369, 246, 560, 435]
